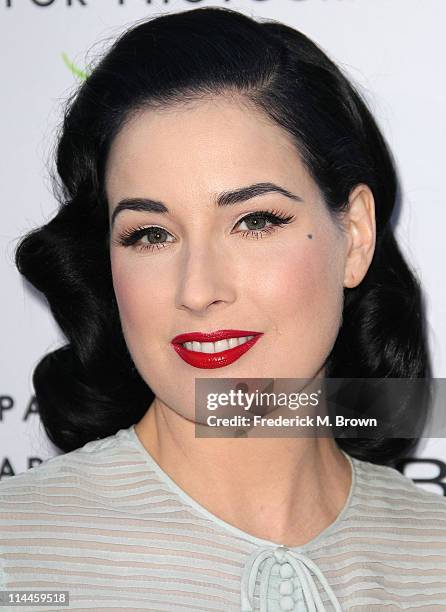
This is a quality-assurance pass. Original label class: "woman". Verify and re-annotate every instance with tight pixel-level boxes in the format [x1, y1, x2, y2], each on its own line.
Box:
[1, 7, 445, 611]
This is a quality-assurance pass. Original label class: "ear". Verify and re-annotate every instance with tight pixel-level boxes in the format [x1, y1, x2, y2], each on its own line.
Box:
[342, 184, 376, 288]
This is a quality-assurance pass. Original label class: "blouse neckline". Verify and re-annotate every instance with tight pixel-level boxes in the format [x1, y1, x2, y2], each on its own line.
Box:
[124, 424, 357, 553]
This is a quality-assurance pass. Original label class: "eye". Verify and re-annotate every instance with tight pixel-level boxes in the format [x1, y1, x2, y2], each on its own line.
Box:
[234, 210, 295, 240]
[114, 209, 295, 253]
[115, 226, 175, 252]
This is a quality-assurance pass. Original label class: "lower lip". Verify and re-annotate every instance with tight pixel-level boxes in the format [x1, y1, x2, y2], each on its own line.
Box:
[171, 335, 262, 369]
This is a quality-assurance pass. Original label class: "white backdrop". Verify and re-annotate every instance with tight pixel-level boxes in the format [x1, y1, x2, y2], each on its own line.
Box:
[1, 0, 445, 494]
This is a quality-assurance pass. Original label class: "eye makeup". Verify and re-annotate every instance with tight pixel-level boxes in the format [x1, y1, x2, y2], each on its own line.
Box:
[113, 208, 295, 253]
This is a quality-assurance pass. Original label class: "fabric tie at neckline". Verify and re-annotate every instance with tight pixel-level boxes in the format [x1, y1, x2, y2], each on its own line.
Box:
[241, 545, 342, 611]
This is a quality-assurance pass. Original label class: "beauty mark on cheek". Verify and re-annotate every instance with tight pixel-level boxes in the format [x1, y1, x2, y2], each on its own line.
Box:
[307, 234, 313, 239]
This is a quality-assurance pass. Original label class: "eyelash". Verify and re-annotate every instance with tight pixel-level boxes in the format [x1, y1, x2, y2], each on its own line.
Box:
[115, 209, 295, 253]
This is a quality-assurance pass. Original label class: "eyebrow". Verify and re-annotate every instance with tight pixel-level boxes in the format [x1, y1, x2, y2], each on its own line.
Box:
[110, 181, 303, 228]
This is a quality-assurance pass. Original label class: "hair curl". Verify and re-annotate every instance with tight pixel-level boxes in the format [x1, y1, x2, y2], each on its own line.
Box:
[15, 7, 431, 464]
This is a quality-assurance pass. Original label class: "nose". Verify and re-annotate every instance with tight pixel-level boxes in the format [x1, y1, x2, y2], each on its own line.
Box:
[175, 239, 235, 315]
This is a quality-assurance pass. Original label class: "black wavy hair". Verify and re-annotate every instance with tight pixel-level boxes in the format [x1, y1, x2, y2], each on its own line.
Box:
[15, 7, 431, 464]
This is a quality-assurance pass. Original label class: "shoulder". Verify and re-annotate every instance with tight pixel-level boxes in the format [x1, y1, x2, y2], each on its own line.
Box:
[351, 453, 446, 522]
[0, 427, 141, 509]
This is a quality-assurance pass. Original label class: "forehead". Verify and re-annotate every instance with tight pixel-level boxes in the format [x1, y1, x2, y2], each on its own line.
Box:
[105, 96, 314, 205]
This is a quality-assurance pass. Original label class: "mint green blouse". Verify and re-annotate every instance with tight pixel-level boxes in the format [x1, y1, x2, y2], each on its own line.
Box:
[1, 425, 446, 611]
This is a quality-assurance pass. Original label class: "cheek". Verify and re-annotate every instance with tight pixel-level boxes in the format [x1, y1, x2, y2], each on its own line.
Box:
[110, 255, 169, 343]
[262, 233, 344, 339]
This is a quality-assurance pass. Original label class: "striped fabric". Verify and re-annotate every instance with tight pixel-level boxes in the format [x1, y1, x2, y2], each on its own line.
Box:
[1, 425, 446, 611]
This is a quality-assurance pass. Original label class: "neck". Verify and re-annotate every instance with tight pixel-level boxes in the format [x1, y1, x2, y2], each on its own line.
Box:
[134, 397, 352, 548]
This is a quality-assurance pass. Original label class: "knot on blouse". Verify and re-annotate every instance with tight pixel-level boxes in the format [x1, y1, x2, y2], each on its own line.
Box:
[241, 545, 342, 611]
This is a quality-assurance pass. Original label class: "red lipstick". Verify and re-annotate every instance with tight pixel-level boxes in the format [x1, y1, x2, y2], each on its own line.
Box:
[171, 330, 263, 369]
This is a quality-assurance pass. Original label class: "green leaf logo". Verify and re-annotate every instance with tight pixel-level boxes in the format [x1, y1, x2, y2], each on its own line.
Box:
[61, 52, 89, 81]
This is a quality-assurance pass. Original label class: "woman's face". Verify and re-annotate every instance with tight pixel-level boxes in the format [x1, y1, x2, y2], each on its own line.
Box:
[106, 97, 349, 418]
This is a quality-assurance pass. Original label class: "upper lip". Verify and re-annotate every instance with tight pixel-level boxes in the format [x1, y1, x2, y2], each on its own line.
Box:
[171, 330, 262, 344]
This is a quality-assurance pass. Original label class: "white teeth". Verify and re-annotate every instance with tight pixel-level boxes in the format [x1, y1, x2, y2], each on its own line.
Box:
[183, 335, 255, 353]
[228, 337, 239, 349]
[214, 340, 230, 352]
[201, 342, 215, 354]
